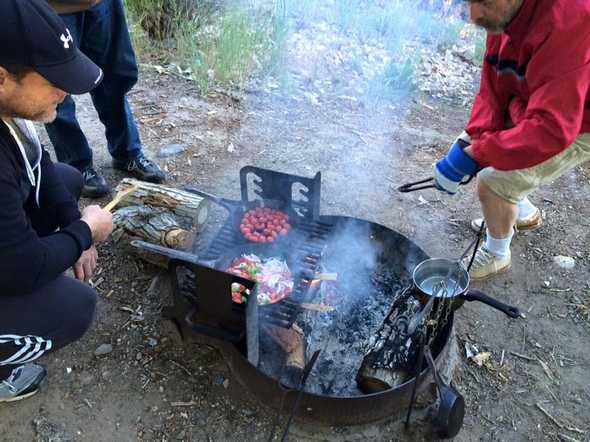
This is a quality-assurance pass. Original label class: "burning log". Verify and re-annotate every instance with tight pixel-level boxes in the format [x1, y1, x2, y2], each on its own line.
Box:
[264, 324, 305, 369]
[111, 179, 209, 267]
[356, 294, 421, 393]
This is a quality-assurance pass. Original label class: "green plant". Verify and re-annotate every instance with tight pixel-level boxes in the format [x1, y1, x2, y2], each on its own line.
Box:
[174, 7, 280, 93]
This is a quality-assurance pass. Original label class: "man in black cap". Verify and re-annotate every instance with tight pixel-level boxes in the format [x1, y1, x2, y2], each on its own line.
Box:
[45, 0, 166, 198]
[0, 0, 113, 402]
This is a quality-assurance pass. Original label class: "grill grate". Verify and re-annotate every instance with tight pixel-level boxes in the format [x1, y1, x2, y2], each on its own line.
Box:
[170, 166, 332, 337]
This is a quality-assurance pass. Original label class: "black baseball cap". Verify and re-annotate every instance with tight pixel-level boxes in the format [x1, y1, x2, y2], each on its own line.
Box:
[0, 0, 103, 94]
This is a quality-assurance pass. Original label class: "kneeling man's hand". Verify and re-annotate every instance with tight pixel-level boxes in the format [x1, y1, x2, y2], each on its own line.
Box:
[74, 245, 98, 282]
[81, 205, 114, 243]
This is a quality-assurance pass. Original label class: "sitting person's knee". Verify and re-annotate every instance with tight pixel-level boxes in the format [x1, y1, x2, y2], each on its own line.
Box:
[64, 280, 97, 340]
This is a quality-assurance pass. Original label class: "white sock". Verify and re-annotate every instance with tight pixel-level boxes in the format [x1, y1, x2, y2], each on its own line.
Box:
[484, 230, 513, 257]
[517, 197, 537, 219]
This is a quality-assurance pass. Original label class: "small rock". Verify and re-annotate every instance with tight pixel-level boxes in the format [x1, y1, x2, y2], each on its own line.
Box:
[157, 143, 186, 158]
[222, 379, 230, 389]
[553, 255, 575, 269]
[213, 374, 225, 386]
[80, 374, 94, 386]
[94, 343, 113, 357]
[33, 416, 72, 442]
[136, 352, 143, 361]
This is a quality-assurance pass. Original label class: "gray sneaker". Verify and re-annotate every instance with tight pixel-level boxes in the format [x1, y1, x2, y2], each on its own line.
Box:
[0, 364, 47, 403]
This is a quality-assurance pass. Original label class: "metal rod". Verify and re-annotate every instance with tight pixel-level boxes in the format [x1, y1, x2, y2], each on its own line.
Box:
[405, 331, 426, 429]
[280, 350, 322, 441]
[466, 220, 485, 273]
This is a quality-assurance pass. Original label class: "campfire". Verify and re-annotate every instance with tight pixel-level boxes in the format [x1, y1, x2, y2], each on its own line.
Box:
[134, 165, 456, 428]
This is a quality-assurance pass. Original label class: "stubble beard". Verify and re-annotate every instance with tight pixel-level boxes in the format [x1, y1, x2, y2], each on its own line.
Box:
[0, 100, 57, 123]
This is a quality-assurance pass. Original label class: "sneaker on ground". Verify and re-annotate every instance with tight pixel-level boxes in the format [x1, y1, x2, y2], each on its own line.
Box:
[112, 154, 165, 183]
[0, 364, 47, 403]
[81, 167, 111, 198]
[470, 208, 543, 233]
[463, 246, 511, 281]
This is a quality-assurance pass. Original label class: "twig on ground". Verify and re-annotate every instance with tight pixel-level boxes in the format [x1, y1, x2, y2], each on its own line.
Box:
[557, 434, 582, 442]
[538, 358, 555, 381]
[171, 401, 199, 407]
[510, 351, 537, 362]
[169, 360, 194, 378]
[536, 403, 586, 434]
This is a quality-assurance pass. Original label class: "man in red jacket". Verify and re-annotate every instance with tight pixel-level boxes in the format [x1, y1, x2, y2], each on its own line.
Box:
[434, 0, 590, 280]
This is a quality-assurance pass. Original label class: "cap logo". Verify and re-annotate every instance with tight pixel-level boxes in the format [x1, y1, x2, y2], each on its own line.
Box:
[60, 29, 73, 49]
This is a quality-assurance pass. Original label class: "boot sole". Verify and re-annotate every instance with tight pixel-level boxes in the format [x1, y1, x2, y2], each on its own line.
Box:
[81, 187, 111, 199]
[0, 388, 39, 403]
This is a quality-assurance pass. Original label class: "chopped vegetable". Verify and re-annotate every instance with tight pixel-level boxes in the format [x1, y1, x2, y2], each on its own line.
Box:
[225, 254, 293, 305]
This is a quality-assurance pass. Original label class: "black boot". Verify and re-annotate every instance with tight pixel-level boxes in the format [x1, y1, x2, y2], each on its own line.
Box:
[81, 167, 111, 198]
[112, 154, 166, 183]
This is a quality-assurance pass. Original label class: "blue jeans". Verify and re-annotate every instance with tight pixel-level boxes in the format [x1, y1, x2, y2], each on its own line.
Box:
[45, 0, 142, 171]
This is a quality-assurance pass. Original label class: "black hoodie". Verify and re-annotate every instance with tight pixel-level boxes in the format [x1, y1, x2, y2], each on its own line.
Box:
[0, 119, 92, 295]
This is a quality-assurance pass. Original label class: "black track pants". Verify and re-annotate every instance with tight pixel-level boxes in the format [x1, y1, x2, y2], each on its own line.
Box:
[0, 164, 96, 380]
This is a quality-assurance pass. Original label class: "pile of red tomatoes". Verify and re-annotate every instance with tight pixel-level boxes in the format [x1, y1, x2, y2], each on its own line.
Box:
[239, 207, 291, 243]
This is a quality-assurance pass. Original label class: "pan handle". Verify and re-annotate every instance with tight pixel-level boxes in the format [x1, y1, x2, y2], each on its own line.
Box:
[462, 289, 522, 318]
[398, 178, 436, 193]
[398, 175, 475, 193]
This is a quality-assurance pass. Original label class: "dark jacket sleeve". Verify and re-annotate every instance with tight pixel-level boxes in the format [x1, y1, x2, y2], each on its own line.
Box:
[0, 169, 92, 296]
[39, 148, 81, 228]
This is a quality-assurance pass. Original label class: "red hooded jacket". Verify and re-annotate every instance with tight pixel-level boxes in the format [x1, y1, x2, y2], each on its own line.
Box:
[467, 0, 590, 171]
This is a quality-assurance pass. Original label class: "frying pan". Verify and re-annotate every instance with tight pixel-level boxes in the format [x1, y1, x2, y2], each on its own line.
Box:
[412, 258, 521, 318]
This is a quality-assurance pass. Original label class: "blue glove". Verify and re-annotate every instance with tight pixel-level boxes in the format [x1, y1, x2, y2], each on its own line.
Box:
[434, 140, 478, 194]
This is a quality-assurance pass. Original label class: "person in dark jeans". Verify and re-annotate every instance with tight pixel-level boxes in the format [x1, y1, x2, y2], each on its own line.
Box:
[46, 0, 165, 197]
[0, 0, 113, 401]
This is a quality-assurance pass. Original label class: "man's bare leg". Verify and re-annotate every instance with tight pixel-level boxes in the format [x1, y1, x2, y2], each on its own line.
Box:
[478, 180, 518, 238]
[466, 179, 516, 279]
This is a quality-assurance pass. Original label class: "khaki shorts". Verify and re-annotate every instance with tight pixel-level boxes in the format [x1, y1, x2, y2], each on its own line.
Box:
[479, 133, 590, 204]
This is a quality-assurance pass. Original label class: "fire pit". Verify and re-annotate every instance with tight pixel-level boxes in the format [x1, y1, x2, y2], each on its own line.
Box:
[135, 166, 457, 426]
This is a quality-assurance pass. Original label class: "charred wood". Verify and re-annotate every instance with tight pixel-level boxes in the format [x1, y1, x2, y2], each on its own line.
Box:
[356, 294, 421, 393]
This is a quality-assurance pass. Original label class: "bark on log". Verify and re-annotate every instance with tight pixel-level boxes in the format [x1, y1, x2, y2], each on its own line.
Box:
[111, 179, 210, 267]
[114, 178, 210, 230]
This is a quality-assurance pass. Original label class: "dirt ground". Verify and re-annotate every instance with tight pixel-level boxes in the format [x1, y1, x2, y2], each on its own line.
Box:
[1, 56, 589, 441]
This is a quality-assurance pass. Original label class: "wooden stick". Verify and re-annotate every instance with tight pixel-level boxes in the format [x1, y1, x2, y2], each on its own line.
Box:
[103, 185, 139, 213]
[314, 272, 338, 281]
[301, 303, 335, 312]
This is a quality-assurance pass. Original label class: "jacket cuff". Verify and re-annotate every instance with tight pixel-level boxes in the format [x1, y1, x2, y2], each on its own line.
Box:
[57, 203, 82, 229]
[471, 141, 490, 169]
[457, 131, 472, 145]
[61, 219, 93, 253]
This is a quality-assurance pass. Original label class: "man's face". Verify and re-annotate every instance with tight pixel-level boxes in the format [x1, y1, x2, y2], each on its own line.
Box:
[468, 0, 524, 33]
[0, 68, 67, 123]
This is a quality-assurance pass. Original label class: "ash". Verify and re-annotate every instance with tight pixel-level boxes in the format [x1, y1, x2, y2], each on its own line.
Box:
[299, 262, 412, 397]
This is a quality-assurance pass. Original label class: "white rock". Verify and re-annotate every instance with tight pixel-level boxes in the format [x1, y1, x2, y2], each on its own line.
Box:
[553, 255, 575, 270]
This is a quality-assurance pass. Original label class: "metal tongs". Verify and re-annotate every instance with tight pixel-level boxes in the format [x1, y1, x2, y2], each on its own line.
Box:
[398, 175, 474, 193]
